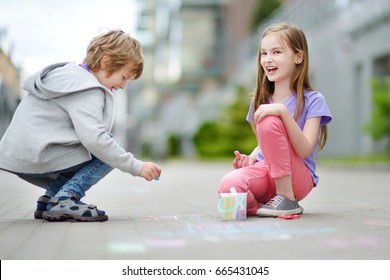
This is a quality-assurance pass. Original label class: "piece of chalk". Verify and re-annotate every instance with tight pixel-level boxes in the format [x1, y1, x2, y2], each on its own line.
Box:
[229, 187, 238, 193]
[154, 177, 160, 181]
[278, 214, 301, 220]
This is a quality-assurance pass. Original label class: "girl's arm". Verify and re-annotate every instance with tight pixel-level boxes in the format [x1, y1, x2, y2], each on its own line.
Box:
[249, 146, 260, 159]
[249, 124, 261, 159]
[254, 104, 320, 159]
[280, 107, 321, 158]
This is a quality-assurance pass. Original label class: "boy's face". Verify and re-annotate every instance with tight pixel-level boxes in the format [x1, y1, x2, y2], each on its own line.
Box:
[94, 63, 136, 92]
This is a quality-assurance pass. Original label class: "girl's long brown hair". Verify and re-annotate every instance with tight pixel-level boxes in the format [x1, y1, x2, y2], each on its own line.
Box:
[251, 23, 327, 150]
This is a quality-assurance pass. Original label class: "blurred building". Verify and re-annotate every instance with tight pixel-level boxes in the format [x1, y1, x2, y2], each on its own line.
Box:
[129, 0, 257, 158]
[127, 0, 390, 159]
[0, 28, 20, 137]
[236, 0, 390, 156]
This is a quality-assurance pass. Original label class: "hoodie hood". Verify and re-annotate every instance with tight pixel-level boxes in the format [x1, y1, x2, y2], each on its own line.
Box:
[22, 62, 111, 100]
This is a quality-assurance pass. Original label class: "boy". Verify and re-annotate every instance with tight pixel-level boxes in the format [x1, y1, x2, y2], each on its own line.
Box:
[0, 29, 162, 222]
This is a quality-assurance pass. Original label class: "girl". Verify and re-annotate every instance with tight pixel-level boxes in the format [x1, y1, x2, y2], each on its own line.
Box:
[0, 30, 162, 222]
[218, 23, 332, 217]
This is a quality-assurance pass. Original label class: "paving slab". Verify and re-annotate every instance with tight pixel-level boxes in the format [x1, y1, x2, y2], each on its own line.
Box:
[0, 160, 389, 260]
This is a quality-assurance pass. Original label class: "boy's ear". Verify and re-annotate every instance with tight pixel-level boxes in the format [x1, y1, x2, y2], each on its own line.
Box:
[100, 55, 110, 70]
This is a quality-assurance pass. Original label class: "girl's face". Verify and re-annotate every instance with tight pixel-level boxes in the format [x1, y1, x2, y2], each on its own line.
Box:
[93, 62, 136, 92]
[260, 33, 301, 85]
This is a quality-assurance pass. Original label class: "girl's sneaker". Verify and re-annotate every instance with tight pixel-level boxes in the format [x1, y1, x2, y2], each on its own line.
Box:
[256, 194, 303, 217]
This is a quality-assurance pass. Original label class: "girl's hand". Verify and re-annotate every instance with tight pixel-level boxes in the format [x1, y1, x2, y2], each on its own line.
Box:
[233, 150, 256, 169]
[254, 103, 285, 123]
[139, 162, 162, 181]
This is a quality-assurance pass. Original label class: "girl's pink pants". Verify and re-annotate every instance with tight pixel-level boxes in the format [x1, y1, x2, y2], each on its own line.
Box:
[218, 116, 314, 216]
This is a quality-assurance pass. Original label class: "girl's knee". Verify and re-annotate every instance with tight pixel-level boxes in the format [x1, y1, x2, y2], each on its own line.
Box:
[218, 174, 234, 193]
[218, 172, 249, 194]
[256, 116, 286, 141]
[257, 115, 282, 131]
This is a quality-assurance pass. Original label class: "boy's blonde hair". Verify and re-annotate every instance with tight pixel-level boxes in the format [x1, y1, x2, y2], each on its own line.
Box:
[84, 29, 144, 79]
[252, 22, 328, 150]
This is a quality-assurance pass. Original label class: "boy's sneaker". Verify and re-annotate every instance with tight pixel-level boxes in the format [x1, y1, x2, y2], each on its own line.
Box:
[43, 196, 108, 222]
[34, 195, 51, 219]
[256, 194, 303, 217]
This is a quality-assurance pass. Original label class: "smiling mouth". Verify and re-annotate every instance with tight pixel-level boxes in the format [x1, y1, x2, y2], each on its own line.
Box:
[266, 66, 278, 74]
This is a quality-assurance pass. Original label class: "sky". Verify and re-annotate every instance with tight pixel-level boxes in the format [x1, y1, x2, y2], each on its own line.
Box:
[0, 0, 138, 76]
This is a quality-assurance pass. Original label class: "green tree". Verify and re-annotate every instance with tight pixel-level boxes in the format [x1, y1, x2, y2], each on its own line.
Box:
[364, 77, 390, 152]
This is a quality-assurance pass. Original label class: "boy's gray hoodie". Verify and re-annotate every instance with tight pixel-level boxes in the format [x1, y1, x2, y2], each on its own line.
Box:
[0, 62, 143, 176]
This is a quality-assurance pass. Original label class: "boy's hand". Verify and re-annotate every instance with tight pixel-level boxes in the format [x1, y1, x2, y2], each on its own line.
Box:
[233, 150, 256, 169]
[139, 162, 162, 181]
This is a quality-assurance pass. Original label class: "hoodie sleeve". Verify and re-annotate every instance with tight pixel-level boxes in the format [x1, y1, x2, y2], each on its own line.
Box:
[53, 88, 143, 176]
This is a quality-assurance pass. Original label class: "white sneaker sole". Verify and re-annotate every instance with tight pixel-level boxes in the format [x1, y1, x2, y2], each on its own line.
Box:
[256, 206, 303, 217]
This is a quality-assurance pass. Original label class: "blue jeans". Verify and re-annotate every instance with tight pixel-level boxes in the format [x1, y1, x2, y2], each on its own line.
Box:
[17, 156, 113, 199]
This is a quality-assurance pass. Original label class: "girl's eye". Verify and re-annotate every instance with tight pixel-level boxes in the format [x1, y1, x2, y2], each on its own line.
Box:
[260, 52, 267, 56]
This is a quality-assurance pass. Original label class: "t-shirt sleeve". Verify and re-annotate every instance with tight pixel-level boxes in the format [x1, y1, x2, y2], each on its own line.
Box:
[306, 92, 332, 126]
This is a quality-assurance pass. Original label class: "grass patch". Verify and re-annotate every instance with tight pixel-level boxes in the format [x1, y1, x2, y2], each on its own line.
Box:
[319, 154, 390, 165]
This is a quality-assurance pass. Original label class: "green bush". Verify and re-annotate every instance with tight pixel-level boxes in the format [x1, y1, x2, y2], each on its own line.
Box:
[193, 85, 257, 158]
[167, 134, 181, 157]
[364, 77, 390, 152]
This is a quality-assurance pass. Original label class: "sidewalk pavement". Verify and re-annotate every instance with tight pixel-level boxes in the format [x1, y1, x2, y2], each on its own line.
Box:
[0, 160, 389, 260]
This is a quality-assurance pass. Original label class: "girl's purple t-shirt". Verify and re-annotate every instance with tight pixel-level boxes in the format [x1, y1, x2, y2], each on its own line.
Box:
[246, 90, 332, 186]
